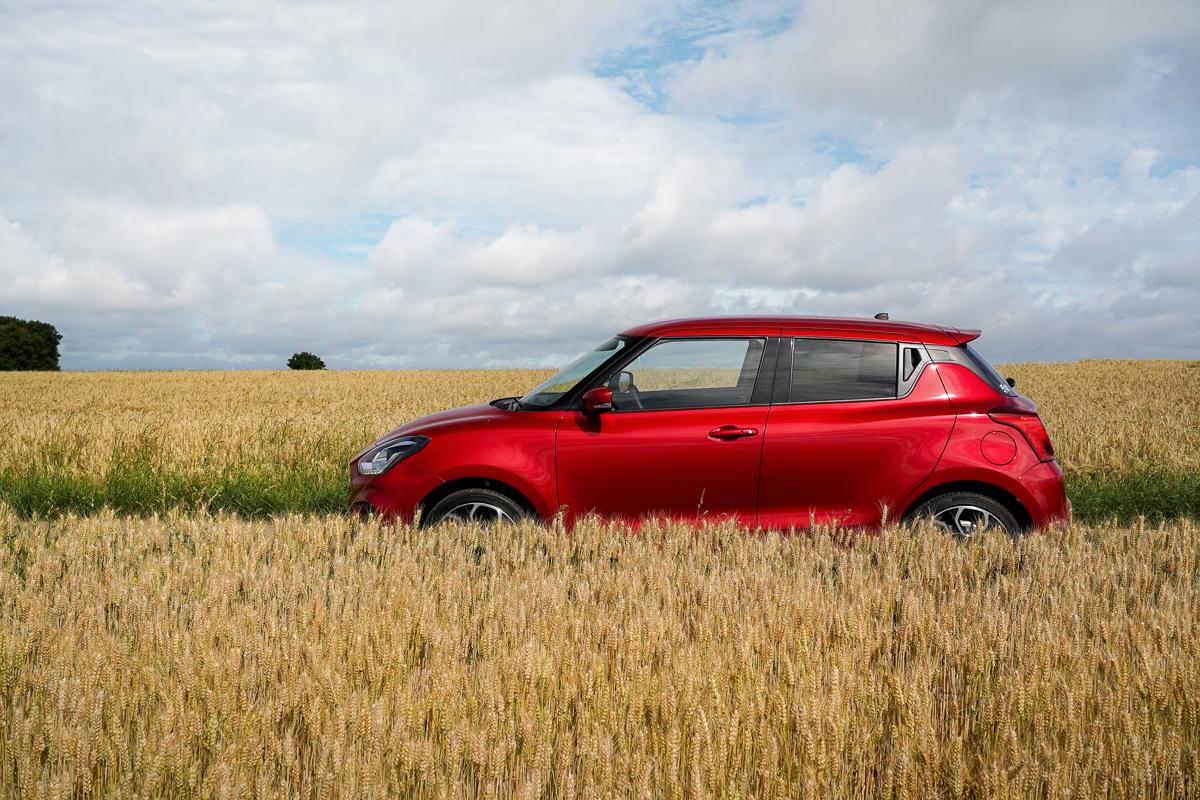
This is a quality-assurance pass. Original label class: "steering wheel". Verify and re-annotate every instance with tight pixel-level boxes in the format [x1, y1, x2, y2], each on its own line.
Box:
[610, 370, 644, 410]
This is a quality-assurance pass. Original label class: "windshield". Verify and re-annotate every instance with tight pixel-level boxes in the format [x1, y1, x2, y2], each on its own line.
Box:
[520, 336, 627, 408]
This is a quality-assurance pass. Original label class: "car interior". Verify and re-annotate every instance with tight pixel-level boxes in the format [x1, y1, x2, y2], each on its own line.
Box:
[608, 338, 765, 410]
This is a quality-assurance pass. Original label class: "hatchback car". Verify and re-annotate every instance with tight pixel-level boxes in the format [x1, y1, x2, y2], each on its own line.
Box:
[350, 316, 1070, 536]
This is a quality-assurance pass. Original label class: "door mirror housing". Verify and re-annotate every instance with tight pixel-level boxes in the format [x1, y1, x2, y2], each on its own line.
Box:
[581, 386, 613, 415]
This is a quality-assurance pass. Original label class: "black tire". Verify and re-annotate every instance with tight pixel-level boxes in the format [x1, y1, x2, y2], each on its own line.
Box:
[909, 491, 1021, 538]
[422, 488, 528, 527]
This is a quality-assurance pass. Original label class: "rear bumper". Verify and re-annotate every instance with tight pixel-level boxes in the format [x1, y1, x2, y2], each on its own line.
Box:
[1018, 460, 1071, 528]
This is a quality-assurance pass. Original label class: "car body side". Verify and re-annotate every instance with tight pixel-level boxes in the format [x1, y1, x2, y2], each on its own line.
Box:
[350, 319, 1071, 529]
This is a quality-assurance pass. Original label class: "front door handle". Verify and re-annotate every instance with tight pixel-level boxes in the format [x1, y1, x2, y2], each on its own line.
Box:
[708, 425, 759, 440]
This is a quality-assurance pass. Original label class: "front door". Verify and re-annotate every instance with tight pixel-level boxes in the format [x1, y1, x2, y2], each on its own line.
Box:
[556, 336, 772, 526]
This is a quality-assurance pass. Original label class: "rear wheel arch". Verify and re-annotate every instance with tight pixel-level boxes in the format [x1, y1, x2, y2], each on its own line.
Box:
[899, 480, 1032, 530]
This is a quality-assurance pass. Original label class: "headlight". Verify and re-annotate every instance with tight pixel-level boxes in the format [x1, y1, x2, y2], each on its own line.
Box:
[357, 435, 429, 476]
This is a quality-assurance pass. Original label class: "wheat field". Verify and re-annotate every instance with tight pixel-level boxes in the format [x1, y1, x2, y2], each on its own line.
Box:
[0, 360, 1197, 519]
[1, 510, 1197, 798]
[0, 361, 1198, 797]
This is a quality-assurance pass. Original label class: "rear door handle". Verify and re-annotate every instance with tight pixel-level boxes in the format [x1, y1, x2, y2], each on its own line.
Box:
[708, 425, 759, 440]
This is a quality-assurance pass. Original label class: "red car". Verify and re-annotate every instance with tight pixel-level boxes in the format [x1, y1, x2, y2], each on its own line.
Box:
[350, 315, 1070, 536]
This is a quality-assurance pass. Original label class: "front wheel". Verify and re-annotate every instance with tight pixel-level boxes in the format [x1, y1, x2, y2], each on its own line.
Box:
[422, 488, 528, 527]
[910, 492, 1021, 538]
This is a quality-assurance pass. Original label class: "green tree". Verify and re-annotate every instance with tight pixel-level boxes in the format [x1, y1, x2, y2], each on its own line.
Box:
[287, 351, 326, 370]
[0, 316, 63, 371]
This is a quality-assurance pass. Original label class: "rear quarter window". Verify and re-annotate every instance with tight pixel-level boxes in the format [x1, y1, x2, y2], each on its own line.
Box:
[962, 344, 1013, 394]
[926, 343, 1015, 396]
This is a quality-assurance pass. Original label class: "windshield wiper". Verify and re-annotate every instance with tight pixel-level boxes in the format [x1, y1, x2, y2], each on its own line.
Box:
[491, 396, 524, 411]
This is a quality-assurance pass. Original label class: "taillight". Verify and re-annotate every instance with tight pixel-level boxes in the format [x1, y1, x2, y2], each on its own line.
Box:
[989, 410, 1055, 462]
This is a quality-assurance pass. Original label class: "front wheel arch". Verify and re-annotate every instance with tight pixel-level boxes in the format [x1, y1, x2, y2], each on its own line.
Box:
[900, 480, 1032, 530]
[418, 477, 540, 524]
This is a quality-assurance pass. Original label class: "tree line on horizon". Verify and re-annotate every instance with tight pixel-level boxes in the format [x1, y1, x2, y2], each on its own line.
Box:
[0, 313, 331, 371]
[0, 315, 62, 371]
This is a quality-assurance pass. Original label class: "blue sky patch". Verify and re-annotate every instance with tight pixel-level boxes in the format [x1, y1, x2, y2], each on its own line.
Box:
[592, 0, 794, 112]
[809, 133, 886, 173]
[276, 214, 396, 262]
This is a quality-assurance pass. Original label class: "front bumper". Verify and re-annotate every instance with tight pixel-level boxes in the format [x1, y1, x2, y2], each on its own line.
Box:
[349, 460, 444, 522]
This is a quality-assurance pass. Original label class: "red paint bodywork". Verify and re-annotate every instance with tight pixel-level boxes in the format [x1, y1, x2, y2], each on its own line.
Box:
[350, 316, 1071, 530]
[756, 364, 955, 528]
[556, 404, 769, 527]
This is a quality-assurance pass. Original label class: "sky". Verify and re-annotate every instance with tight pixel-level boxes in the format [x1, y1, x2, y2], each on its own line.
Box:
[1, 0, 1198, 369]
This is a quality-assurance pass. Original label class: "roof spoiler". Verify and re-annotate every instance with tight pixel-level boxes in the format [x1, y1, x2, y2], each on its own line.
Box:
[943, 326, 982, 345]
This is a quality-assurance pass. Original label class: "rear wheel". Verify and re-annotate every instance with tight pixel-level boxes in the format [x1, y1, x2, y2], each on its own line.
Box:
[910, 491, 1021, 538]
[422, 488, 527, 527]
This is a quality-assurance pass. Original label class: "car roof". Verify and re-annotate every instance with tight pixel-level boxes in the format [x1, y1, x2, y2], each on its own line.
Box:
[619, 315, 980, 346]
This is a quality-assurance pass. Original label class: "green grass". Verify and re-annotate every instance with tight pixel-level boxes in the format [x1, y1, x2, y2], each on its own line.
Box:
[1066, 470, 1199, 524]
[1, 462, 1194, 523]
[0, 465, 347, 517]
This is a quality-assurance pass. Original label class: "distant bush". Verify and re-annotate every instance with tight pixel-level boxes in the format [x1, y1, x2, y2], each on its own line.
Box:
[287, 351, 326, 370]
[0, 316, 62, 371]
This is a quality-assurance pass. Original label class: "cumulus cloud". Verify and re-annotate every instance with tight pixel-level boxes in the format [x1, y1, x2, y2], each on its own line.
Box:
[369, 218, 455, 281]
[463, 225, 601, 287]
[669, 0, 1200, 128]
[52, 203, 276, 297]
[1, 0, 1197, 368]
[619, 146, 968, 288]
[1, 215, 160, 312]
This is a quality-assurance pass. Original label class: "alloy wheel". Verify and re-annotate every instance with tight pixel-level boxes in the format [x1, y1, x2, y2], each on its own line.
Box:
[932, 504, 1007, 537]
[442, 501, 515, 525]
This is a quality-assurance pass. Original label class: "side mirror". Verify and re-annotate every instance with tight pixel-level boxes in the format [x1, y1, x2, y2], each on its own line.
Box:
[1006, 377, 1016, 388]
[581, 386, 613, 415]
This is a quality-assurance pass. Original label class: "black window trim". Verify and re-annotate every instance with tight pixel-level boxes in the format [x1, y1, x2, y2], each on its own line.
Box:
[773, 336, 931, 406]
[898, 343, 931, 397]
[925, 342, 1015, 397]
[577, 335, 778, 413]
[534, 334, 651, 411]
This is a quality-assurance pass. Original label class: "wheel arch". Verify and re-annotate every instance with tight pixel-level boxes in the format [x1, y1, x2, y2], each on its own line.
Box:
[418, 477, 542, 522]
[899, 480, 1033, 530]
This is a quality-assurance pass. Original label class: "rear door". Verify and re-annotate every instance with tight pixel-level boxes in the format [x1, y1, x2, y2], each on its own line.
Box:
[756, 337, 955, 528]
[556, 336, 775, 526]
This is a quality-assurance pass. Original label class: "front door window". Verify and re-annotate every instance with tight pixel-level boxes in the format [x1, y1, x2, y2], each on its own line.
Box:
[610, 338, 765, 411]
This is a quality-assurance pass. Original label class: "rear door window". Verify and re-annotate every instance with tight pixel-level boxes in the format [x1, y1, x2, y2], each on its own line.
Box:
[790, 339, 897, 402]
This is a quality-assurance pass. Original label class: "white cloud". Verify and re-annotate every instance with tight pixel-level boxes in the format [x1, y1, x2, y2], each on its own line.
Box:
[1, 215, 160, 312]
[463, 224, 601, 287]
[669, 0, 1200, 127]
[366, 76, 692, 230]
[51, 203, 275, 295]
[1, 0, 1197, 368]
[369, 218, 455, 280]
